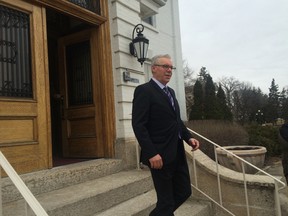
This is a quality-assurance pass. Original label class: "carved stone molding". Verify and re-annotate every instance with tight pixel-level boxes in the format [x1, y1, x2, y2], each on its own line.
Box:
[152, 0, 167, 7]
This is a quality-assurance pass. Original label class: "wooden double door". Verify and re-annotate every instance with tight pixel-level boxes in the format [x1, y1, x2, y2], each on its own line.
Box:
[0, 0, 115, 175]
[48, 10, 116, 160]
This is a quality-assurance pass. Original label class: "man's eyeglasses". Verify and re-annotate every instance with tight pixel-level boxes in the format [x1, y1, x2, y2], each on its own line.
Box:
[154, 64, 176, 70]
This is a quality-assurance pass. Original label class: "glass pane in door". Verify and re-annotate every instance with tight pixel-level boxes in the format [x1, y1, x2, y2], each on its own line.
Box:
[0, 5, 32, 98]
[66, 40, 93, 106]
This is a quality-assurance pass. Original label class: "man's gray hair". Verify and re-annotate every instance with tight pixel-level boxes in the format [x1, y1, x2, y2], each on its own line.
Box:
[151, 54, 171, 66]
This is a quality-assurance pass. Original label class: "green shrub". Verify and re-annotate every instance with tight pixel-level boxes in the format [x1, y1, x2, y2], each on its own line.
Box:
[244, 124, 281, 156]
[186, 120, 282, 163]
[186, 120, 249, 160]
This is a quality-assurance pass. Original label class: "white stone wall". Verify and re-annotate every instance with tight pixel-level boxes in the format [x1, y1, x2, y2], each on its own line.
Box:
[109, 0, 186, 140]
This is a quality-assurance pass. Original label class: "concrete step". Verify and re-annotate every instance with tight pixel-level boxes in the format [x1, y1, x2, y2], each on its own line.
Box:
[174, 198, 212, 216]
[3, 169, 153, 216]
[2, 158, 124, 204]
[93, 189, 156, 216]
[2, 158, 212, 216]
[94, 190, 211, 216]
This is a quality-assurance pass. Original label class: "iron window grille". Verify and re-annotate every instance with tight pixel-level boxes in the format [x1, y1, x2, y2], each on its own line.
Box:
[0, 5, 33, 98]
[68, 0, 101, 14]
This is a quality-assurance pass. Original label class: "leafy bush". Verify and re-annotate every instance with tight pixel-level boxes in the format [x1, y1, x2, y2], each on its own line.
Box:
[186, 120, 282, 164]
[186, 120, 249, 160]
[244, 123, 281, 156]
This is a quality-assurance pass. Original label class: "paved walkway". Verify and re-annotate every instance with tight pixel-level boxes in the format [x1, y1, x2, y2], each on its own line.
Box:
[261, 158, 288, 215]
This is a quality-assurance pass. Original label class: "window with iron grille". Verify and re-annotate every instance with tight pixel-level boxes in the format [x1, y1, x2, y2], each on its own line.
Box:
[68, 0, 101, 14]
[0, 5, 33, 98]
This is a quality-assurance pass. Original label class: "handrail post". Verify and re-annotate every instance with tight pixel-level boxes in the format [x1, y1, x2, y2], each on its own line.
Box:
[214, 145, 223, 205]
[25, 202, 28, 216]
[241, 161, 250, 216]
[192, 151, 198, 187]
[274, 180, 282, 216]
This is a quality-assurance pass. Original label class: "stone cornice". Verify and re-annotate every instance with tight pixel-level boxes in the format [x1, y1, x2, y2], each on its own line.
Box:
[152, 0, 167, 7]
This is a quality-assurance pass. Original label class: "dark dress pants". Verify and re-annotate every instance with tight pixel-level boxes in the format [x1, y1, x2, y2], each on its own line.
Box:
[282, 150, 288, 183]
[149, 140, 192, 216]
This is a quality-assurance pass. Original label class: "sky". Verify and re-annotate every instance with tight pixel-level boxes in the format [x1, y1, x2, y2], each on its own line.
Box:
[178, 0, 288, 93]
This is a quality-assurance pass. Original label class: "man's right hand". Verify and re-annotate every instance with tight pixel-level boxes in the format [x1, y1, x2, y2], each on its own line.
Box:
[149, 154, 163, 169]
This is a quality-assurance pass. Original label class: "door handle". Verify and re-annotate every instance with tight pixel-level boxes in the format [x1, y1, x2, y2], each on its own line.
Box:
[54, 94, 65, 119]
[53, 94, 64, 101]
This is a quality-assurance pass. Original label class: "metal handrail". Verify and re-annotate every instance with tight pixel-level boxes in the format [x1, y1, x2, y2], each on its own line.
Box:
[0, 151, 48, 216]
[187, 128, 286, 216]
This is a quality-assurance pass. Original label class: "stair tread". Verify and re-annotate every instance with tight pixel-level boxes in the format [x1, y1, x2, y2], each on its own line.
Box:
[175, 198, 211, 216]
[3, 167, 211, 216]
[39, 169, 151, 209]
[3, 169, 152, 215]
[94, 190, 156, 216]
[95, 189, 211, 216]
[2, 158, 124, 204]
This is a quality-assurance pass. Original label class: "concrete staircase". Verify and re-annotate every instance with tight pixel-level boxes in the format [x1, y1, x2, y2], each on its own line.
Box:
[2, 159, 211, 216]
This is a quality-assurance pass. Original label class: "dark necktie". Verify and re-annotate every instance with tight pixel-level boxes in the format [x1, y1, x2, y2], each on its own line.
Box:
[163, 87, 175, 110]
[164, 86, 181, 138]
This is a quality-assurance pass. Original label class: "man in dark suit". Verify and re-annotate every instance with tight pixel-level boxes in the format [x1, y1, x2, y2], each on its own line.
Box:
[279, 123, 288, 184]
[132, 54, 200, 216]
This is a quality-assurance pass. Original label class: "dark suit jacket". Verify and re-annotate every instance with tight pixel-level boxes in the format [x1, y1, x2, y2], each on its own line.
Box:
[132, 79, 193, 166]
[280, 123, 288, 151]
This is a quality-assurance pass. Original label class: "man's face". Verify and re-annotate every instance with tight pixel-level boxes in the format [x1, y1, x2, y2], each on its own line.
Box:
[151, 57, 173, 85]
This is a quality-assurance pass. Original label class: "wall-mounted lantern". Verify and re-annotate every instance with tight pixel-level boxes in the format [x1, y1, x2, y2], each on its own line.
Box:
[129, 24, 149, 66]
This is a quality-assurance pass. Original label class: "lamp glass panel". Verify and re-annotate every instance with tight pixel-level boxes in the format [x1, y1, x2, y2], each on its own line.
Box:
[134, 41, 142, 59]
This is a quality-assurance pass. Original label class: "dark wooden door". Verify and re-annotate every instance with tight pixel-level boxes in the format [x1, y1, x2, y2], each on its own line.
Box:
[58, 29, 104, 158]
